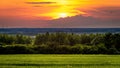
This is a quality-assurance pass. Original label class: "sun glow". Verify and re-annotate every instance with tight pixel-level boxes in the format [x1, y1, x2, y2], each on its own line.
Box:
[59, 13, 68, 18]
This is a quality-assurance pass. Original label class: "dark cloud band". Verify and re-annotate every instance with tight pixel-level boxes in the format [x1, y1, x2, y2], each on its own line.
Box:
[25, 2, 56, 4]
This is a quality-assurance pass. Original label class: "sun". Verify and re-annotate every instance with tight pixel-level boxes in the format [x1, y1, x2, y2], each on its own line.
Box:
[59, 13, 68, 18]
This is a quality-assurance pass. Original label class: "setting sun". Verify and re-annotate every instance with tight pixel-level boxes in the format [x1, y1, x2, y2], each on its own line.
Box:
[59, 13, 68, 18]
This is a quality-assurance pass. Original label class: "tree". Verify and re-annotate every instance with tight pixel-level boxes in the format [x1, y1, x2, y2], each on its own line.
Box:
[79, 34, 91, 45]
[103, 33, 113, 49]
[15, 34, 32, 44]
[112, 34, 120, 50]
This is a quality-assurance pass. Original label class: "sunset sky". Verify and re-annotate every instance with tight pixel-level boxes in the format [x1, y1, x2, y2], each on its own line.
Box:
[0, 0, 120, 28]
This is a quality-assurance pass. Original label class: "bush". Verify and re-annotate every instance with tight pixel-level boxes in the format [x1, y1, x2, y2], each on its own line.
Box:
[0, 33, 120, 54]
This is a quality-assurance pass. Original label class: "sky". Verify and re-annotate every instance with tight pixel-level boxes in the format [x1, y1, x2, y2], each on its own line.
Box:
[0, 0, 120, 28]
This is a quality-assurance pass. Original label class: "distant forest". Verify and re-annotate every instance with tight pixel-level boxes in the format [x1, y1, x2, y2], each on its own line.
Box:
[0, 32, 120, 54]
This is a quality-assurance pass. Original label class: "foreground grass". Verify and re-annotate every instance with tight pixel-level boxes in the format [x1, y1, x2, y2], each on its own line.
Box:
[0, 54, 120, 68]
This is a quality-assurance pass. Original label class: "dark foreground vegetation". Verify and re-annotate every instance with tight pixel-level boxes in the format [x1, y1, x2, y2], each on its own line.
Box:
[0, 32, 120, 54]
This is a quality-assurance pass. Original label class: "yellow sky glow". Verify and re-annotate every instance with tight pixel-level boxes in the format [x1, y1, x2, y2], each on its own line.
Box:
[0, 0, 120, 20]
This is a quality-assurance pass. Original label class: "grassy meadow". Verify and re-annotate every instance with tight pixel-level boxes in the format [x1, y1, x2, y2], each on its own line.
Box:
[0, 54, 120, 68]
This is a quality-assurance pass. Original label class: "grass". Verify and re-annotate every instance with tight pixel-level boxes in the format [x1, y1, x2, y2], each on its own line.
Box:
[0, 54, 120, 68]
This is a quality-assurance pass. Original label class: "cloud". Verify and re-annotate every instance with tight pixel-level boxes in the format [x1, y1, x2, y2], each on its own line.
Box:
[32, 5, 61, 8]
[0, 15, 120, 28]
[25, 2, 56, 4]
[95, 6, 120, 17]
[32, 6, 43, 7]
[0, 17, 49, 28]
[81, 6, 120, 19]
[1, 6, 120, 28]
[45, 15, 120, 28]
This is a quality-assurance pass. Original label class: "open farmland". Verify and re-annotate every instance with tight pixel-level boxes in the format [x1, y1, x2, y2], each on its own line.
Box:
[0, 55, 120, 68]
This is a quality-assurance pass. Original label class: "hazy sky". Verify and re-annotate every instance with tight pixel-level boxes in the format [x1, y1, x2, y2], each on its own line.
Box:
[0, 0, 120, 28]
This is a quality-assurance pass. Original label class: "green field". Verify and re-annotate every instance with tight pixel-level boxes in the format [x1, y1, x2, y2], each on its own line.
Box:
[0, 55, 120, 68]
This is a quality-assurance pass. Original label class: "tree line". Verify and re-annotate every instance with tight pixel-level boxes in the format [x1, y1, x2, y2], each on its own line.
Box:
[0, 32, 120, 54]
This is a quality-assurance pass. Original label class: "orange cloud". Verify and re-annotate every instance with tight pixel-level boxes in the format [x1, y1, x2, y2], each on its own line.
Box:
[25, 2, 56, 4]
